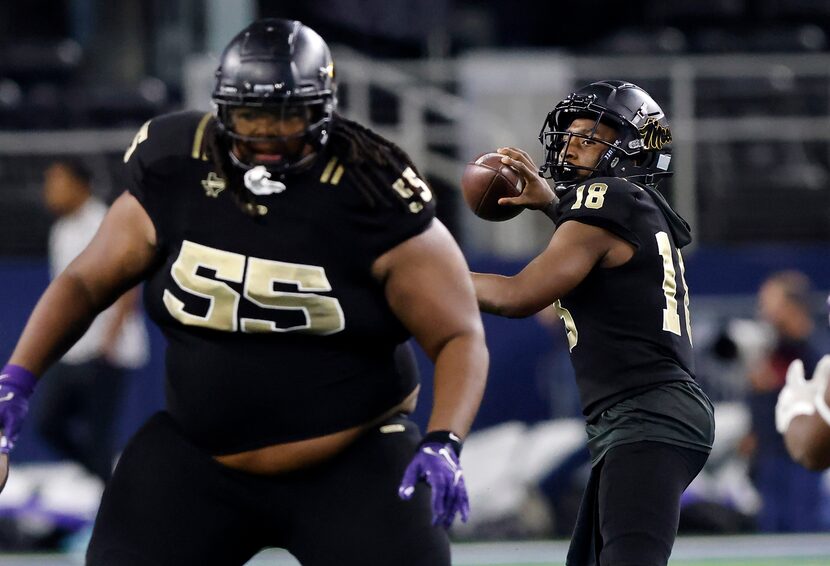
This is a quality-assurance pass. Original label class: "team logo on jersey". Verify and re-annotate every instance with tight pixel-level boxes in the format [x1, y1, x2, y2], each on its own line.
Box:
[639, 118, 672, 150]
[244, 166, 287, 195]
[201, 172, 226, 198]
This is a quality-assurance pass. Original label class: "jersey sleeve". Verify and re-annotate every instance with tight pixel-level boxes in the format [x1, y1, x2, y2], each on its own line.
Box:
[121, 111, 210, 242]
[555, 177, 642, 248]
[122, 119, 153, 205]
[121, 117, 177, 243]
[348, 158, 437, 259]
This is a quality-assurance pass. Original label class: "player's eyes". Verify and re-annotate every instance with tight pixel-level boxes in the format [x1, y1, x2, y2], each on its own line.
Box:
[283, 105, 310, 120]
[234, 110, 260, 121]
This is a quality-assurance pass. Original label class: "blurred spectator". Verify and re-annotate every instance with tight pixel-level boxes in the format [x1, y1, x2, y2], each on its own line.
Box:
[741, 270, 828, 532]
[776, 354, 830, 471]
[33, 159, 148, 482]
[776, 292, 830, 471]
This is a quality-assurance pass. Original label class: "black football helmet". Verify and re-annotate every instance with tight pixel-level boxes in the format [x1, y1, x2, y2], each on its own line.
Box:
[212, 19, 337, 174]
[538, 80, 673, 187]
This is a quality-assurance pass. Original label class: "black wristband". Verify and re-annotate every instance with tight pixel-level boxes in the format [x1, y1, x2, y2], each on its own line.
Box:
[541, 200, 558, 224]
[420, 430, 463, 456]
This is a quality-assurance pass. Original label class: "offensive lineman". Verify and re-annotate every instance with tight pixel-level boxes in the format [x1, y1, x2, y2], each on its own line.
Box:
[0, 19, 487, 565]
[473, 81, 714, 566]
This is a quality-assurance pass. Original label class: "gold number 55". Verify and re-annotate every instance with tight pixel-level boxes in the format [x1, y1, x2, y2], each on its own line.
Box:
[162, 240, 345, 335]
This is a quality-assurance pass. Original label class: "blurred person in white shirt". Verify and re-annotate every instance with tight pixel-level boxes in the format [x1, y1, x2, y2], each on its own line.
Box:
[33, 159, 148, 482]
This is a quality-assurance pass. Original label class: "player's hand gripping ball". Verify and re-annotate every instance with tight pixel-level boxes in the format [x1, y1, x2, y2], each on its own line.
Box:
[461, 152, 524, 221]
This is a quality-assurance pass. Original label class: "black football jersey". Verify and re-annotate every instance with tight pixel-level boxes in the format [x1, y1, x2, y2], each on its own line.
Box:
[553, 177, 695, 420]
[123, 111, 435, 454]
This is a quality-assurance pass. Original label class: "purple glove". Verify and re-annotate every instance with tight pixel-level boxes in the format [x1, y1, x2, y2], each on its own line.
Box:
[398, 431, 469, 528]
[0, 364, 37, 453]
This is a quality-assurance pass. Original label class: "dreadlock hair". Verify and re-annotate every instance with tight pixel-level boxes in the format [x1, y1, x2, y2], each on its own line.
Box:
[202, 117, 265, 218]
[328, 112, 428, 210]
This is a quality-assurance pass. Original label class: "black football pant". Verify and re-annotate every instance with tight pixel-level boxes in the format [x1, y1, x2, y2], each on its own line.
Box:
[566, 440, 709, 566]
[86, 411, 450, 566]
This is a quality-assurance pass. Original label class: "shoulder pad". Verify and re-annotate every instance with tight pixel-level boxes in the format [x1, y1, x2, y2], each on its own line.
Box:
[323, 151, 435, 215]
[385, 165, 435, 214]
[556, 176, 643, 248]
[123, 110, 214, 166]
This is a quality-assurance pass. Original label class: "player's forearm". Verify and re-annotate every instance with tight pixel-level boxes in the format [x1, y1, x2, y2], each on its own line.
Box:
[427, 332, 488, 439]
[473, 272, 511, 316]
[9, 271, 110, 375]
[472, 272, 540, 318]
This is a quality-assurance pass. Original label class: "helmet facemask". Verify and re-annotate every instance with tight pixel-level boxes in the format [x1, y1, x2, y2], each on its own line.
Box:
[215, 99, 333, 174]
[538, 82, 674, 188]
[540, 113, 628, 184]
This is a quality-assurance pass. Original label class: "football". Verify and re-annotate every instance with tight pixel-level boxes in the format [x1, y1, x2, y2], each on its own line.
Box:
[461, 152, 524, 221]
[0, 452, 7, 493]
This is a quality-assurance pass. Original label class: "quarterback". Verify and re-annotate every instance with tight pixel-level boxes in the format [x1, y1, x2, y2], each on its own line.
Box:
[473, 81, 714, 566]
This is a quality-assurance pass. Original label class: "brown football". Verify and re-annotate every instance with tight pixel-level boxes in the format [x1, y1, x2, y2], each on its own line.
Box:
[0, 452, 7, 493]
[461, 152, 524, 221]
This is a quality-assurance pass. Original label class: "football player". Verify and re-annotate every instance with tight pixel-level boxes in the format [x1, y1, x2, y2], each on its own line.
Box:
[745, 271, 826, 532]
[0, 19, 487, 565]
[777, 357, 830, 470]
[776, 292, 830, 471]
[472, 81, 714, 566]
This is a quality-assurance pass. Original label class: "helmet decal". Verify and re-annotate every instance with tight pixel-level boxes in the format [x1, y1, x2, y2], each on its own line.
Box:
[639, 118, 672, 151]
